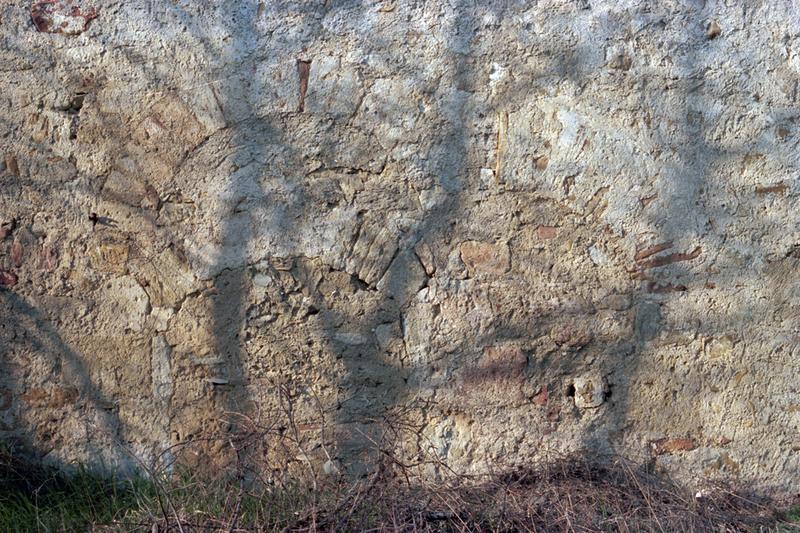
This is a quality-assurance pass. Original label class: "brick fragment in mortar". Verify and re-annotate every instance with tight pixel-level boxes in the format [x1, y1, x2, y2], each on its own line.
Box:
[459, 241, 510, 276]
[459, 343, 528, 404]
[650, 438, 697, 455]
[31, 1, 98, 35]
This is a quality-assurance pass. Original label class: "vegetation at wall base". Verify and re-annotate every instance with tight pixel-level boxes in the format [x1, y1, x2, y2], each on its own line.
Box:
[1, 445, 798, 532]
[0, 445, 149, 532]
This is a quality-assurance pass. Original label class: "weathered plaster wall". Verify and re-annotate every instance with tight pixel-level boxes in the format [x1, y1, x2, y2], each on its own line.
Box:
[1, 0, 799, 492]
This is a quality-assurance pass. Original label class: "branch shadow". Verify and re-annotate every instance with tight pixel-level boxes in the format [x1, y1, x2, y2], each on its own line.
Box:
[1, 0, 797, 497]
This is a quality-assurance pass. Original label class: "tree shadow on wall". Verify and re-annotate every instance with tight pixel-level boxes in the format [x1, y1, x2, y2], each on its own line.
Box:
[0, 290, 130, 473]
[1, 0, 796, 493]
[202, 0, 641, 478]
[240, 0, 795, 486]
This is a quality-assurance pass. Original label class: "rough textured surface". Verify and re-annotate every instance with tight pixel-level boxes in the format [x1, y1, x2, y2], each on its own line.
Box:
[1, 0, 799, 493]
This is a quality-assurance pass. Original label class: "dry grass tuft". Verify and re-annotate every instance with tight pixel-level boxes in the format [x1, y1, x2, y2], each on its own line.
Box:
[2, 441, 799, 532]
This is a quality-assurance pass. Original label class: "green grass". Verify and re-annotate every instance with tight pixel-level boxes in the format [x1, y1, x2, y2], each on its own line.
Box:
[0, 443, 319, 532]
[0, 472, 146, 532]
[1, 443, 798, 532]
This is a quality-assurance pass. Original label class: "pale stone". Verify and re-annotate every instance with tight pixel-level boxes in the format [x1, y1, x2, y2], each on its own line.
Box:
[374, 323, 396, 349]
[151, 336, 173, 401]
[479, 168, 495, 188]
[707, 336, 736, 360]
[334, 332, 368, 345]
[414, 241, 436, 276]
[573, 374, 606, 410]
[252, 273, 273, 287]
[588, 245, 610, 266]
[137, 248, 197, 309]
[99, 277, 150, 333]
[151, 307, 174, 332]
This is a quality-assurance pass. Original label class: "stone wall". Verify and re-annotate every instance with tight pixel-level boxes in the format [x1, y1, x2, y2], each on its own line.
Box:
[1, 0, 799, 493]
